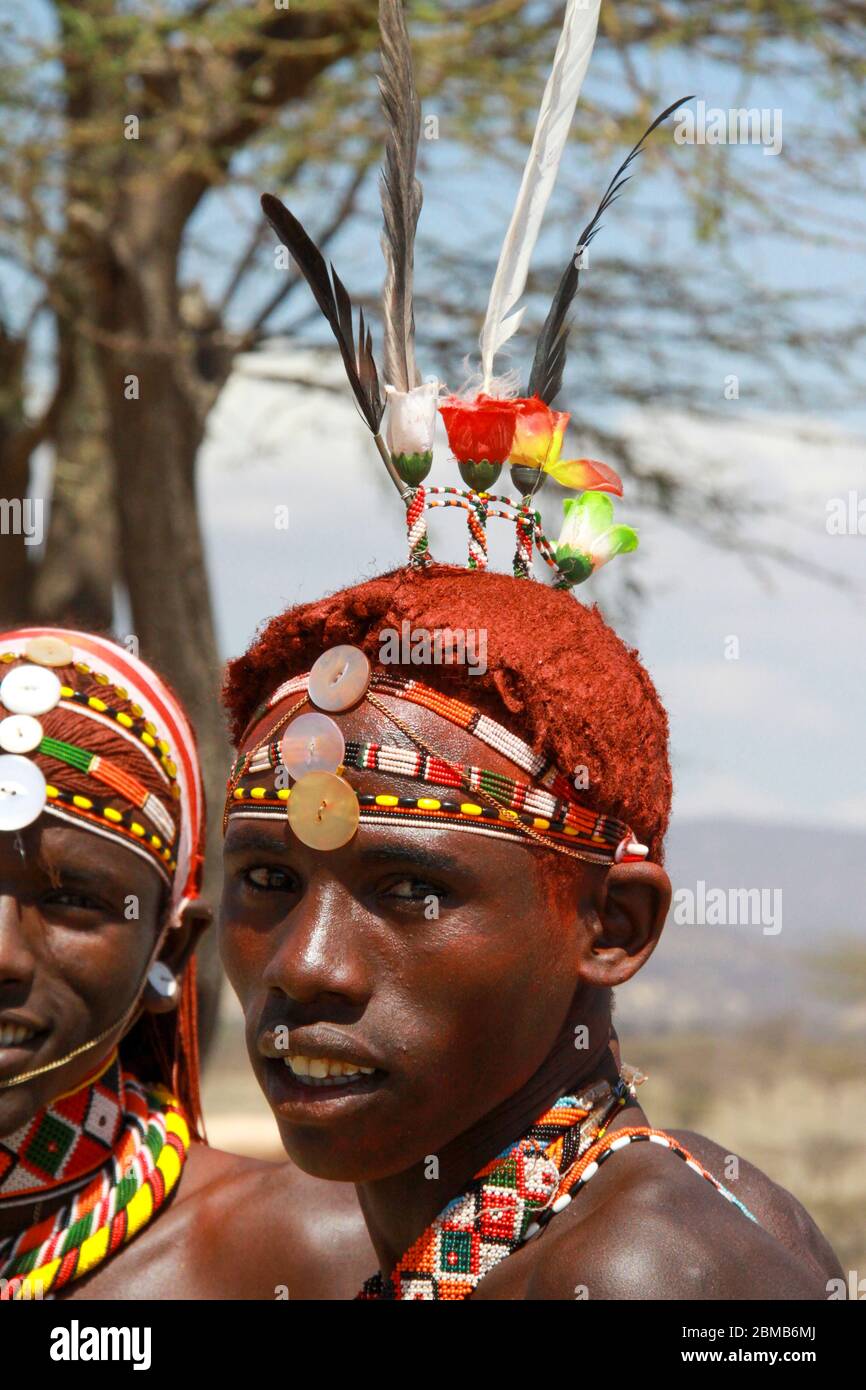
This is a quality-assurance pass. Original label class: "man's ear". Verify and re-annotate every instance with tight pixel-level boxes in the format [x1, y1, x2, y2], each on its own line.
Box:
[141, 901, 211, 1016]
[579, 863, 671, 989]
[159, 899, 212, 977]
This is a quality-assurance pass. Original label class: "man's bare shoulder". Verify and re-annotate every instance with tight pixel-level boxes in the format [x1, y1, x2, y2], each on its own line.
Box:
[172, 1146, 373, 1296]
[65, 1145, 372, 1299]
[521, 1138, 829, 1301]
[667, 1129, 842, 1285]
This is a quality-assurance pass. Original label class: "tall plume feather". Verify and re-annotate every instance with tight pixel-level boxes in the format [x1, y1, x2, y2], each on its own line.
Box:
[378, 0, 423, 392]
[528, 95, 694, 405]
[261, 192, 385, 434]
[479, 0, 602, 392]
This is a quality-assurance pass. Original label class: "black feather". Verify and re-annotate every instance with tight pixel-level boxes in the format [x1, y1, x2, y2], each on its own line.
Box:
[527, 95, 695, 405]
[261, 192, 385, 433]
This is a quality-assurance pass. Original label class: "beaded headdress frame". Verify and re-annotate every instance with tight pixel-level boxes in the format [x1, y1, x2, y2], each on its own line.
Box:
[227, 0, 686, 864]
[260, 0, 690, 588]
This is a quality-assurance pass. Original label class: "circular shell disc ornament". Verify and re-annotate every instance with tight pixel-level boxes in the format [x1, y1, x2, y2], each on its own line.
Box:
[280, 713, 345, 781]
[0, 755, 47, 831]
[0, 664, 62, 716]
[307, 646, 370, 712]
[24, 636, 74, 668]
[287, 771, 359, 851]
[0, 714, 43, 754]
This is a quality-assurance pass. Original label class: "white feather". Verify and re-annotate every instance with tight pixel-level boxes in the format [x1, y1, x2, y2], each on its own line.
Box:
[479, 0, 602, 392]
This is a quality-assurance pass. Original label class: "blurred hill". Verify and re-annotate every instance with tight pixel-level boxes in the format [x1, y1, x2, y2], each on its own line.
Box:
[618, 818, 866, 1038]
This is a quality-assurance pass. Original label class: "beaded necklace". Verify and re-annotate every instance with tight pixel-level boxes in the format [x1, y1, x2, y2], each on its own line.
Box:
[0, 1052, 128, 1203]
[358, 1073, 757, 1301]
[0, 1054, 191, 1300]
[358, 1078, 629, 1300]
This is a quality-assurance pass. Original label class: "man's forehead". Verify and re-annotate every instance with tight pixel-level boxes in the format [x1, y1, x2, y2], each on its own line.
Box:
[223, 815, 486, 876]
[0, 818, 159, 891]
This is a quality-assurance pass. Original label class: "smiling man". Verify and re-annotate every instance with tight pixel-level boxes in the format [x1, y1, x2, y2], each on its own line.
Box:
[219, 564, 841, 1300]
[0, 626, 371, 1301]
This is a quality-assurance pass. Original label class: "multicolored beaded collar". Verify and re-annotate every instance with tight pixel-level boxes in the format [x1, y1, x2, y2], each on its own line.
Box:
[0, 1051, 191, 1300]
[225, 645, 649, 866]
[0, 628, 205, 922]
[0, 1052, 128, 1203]
[358, 1072, 757, 1301]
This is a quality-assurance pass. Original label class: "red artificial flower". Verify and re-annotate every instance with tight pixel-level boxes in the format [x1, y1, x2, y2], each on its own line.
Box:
[439, 394, 518, 464]
[510, 395, 623, 495]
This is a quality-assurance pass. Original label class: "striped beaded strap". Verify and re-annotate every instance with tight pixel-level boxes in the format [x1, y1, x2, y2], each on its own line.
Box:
[371, 674, 550, 779]
[243, 736, 628, 855]
[231, 671, 648, 863]
[226, 787, 618, 858]
[0, 651, 181, 797]
[248, 672, 552, 787]
[44, 784, 177, 881]
[0, 630, 204, 921]
[526, 1126, 759, 1240]
[0, 1079, 191, 1300]
[369, 675, 620, 831]
[38, 735, 176, 844]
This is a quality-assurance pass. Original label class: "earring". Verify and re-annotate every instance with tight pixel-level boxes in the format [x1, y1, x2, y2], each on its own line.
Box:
[145, 961, 179, 1012]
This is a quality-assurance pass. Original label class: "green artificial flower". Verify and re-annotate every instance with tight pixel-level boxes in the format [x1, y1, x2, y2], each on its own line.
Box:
[554, 492, 638, 586]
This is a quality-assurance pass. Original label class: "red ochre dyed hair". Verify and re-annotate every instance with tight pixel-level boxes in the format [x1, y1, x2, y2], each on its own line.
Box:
[224, 565, 672, 863]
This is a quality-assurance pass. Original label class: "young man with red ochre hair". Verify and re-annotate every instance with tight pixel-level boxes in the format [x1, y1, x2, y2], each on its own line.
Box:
[219, 564, 842, 1301]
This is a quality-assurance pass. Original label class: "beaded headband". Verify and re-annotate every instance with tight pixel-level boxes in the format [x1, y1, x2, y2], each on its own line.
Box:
[0, 629, 204, 922]
[225, 645, 647, 866]
[259, 0, 690, 590]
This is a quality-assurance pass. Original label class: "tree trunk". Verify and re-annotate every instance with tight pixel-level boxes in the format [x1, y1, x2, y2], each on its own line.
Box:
[90, 241, 229, 1056]
[0, 327, 35, 626]
[32, 333, 116, 631]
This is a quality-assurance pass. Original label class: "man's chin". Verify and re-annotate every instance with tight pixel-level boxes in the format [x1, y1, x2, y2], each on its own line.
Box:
[271, 1104, 434, 1185]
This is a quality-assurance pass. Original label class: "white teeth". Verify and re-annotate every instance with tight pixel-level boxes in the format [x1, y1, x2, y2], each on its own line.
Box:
[0, 1022, 36, 1047]
[282, 1053, 376, 1086]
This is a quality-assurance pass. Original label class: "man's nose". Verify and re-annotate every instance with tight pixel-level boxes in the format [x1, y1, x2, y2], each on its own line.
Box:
[262, 877, 370, 1010]
[0, 892, 36, 993]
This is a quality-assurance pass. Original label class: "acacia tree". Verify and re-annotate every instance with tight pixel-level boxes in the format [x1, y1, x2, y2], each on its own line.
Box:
[1, 0, 864, 1035]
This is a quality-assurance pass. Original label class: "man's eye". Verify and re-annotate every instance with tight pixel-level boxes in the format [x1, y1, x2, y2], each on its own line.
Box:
[43, 891, 104, 912]
[381, 878, 445, 903]
[244, 866, 296, 893]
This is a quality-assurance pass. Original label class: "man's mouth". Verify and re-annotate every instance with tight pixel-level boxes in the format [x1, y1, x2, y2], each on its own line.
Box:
[0, 1017, 49, 1078]
[256, 1025, 388, 1116]
[0, 1021, 40, 1048]
[281, 1053, 377, 1088]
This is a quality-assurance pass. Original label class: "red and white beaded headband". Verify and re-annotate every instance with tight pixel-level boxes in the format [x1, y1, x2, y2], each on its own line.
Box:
[226, 645, 648, 866]
[0, 628, 205, 923]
